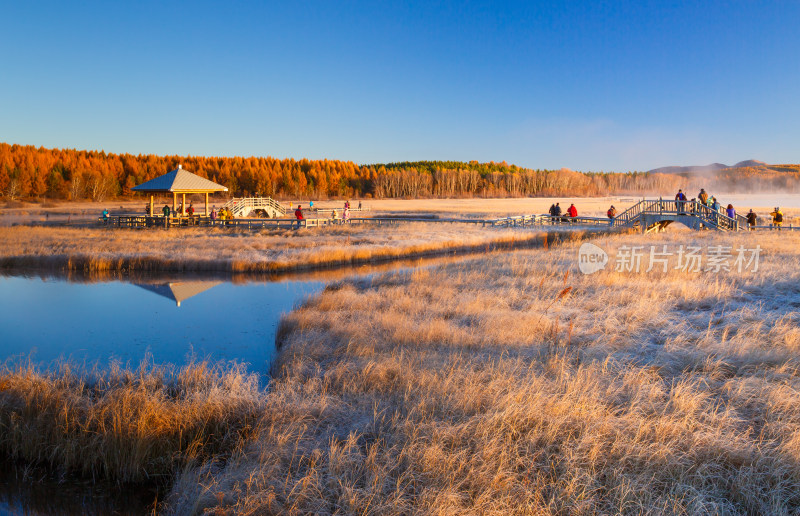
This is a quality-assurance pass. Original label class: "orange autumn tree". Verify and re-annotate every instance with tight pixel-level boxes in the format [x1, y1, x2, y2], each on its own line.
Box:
[2, 143, 800, 201]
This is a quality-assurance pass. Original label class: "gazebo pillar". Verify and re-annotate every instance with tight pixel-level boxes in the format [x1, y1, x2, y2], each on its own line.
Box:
[182, 193, 186, 215]
[149, 195, 154, 217]
[204, 193, 209, 216]
[172, 193, 177, 214]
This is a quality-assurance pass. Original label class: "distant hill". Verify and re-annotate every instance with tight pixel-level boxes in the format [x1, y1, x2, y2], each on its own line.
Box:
[732, 160, 768, 168]
[647, 159, 781, 175]
[647, 163, 728, 176]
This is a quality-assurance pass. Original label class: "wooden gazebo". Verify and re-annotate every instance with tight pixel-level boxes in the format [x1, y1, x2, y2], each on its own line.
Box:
[131, 164, 228, 216]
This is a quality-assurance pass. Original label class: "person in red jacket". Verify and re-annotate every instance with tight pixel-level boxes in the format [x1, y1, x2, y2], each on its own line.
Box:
[567, 204, 577, 217]
[295, 205, 304, 220]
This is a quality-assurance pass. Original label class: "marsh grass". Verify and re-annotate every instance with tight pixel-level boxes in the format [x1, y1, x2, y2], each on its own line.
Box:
[6, 228, 800, 514]
[0, 224, 598, 274]
[163, 230, 800, 514]
[0, 360, 263, 484]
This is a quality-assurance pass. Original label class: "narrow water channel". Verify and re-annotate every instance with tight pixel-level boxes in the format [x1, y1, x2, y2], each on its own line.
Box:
[0, 252, 482, 515]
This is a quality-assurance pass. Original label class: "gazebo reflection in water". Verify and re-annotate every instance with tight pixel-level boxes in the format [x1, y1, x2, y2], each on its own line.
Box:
[134, 280, 221, 307]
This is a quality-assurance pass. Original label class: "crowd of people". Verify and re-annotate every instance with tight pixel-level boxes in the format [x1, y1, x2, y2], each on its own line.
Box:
[673, 188, 784, 229]
[547, 202, 579, 221]
[547, 189, 787, 229]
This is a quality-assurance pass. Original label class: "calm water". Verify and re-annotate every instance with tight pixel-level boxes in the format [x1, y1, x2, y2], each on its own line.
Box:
[0, 275, 324, 374]
[0, 254, 473, 515]
[0, 273, 327, 515]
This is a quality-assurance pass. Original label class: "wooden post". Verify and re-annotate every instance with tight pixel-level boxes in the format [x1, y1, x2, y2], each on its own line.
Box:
[204, 192, 209, 216]
[149, 195, 154, 218]
[172, 192, 177, 213]
[182, 193, 186, 216]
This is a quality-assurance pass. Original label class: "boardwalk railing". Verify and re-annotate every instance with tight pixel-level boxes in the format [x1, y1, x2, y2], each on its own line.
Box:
[491, 199, 748, 232]
[102, 199, 788, 232]
[489, 215, 612, 228]
[611, 199, 739, 231]
[108, 215, 333, 229]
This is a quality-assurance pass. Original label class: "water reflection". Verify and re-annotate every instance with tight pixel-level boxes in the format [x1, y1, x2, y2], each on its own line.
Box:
[0, 275, 322, 375]
[0, 459, 156, 516]
[134, 280, 223, 307]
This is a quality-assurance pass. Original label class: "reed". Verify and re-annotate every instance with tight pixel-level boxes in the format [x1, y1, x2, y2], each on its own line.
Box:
[163, 230, 800, 514]
[0, 360, 263, 484]
[5, 227, 800, 514]
[0, 224, 598, 274]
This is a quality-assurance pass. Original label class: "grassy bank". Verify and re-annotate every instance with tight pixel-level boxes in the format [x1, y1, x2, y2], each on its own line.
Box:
[160, 230, 800, 514]
[0, 223, 598, 274]
[0, 361, 262, 485]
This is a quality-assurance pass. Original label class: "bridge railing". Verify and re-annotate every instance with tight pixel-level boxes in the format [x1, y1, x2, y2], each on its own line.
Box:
[221, 197, 286, 217]
[612, 199, 741, 231]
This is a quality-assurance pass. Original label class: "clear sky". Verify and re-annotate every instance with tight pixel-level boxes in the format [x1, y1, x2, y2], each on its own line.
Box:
[1, 0, 798, 171]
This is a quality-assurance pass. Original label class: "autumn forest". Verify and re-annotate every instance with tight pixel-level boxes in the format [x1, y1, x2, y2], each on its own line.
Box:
[1, 143, 799, 202]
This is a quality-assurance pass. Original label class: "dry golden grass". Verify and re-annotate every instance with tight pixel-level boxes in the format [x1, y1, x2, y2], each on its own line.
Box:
[161, 230, 800, 514]
[0, 360, 263, 484]
[4, 223, 800, 514]
[0, 224, 593, 274]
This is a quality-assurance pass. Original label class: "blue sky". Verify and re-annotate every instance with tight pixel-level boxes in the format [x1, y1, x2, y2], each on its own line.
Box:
[1, 0, 798, 171]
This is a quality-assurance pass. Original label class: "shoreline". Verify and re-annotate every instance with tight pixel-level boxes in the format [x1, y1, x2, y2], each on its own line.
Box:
[0, 226, 613, 275]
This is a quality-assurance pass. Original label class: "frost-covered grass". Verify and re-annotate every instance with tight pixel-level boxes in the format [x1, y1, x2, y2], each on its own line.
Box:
[0, 223, 581, 273]
[4, 229, 800, 514]
[0, 361, 262, 484]
[163, 230, 800, 514]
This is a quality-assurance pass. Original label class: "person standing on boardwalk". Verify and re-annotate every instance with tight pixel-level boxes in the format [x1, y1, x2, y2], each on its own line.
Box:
[746, 209, 757, 230]
[698, 189, 709, 205]
[553, 202, 563, 222]
[675, 189, 687, 214]
[726, 204, 736, 219]
[102, 209, 109, 223]
[607, 205, 617, 226]
[295, 205, 304, 220]
[549, 204, 557, 217]
[162, 204, 170, 218]
[771, 207, 783, 229]
[343, 206, 350, 223]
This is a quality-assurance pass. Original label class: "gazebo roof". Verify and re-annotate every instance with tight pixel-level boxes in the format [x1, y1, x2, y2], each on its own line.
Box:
[132, 165, 228, 193]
